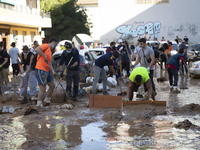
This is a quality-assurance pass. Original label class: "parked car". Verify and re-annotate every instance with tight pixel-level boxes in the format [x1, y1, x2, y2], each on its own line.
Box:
[189, 59, 200, 77]
[159, 41, 179, 56]
[51, 49, 97, 82]
[55, 40, 72, 52]
[188, 51, 200, 68]
[88, 48, 107, 58]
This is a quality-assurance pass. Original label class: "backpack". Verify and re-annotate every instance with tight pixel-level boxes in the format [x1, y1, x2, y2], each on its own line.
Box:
[3, 50, 10, 69]
[31, 48, 48, 70]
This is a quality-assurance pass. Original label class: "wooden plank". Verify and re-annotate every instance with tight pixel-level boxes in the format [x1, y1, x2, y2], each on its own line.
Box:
[89, 95, 122, 108]
[123, 101, 166, 106]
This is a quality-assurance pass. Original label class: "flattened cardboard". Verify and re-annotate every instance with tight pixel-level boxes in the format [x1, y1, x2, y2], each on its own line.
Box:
[123, 101, 166, 106]
[89, 95, 122, 108]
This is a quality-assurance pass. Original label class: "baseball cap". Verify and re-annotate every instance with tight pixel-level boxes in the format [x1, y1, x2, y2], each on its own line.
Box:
[118, 39, 122, 43]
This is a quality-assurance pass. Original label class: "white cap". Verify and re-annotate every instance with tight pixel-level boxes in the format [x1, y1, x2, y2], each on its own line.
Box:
[118, 39, 122, 43]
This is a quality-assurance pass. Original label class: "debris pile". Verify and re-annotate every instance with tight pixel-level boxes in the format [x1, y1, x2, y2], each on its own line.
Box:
[174, 119, 200, 130]
[50, 87, 67, 103]
[173, 103, 200, 112]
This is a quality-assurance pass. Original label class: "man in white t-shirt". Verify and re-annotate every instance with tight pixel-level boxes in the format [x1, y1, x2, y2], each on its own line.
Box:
[9, 42, 20, 76]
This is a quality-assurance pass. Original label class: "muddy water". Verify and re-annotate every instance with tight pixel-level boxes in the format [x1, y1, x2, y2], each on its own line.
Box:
[1, 67, 200, 149]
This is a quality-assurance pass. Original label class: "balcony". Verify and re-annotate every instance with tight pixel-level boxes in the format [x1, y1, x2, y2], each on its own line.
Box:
[0, 3, 51, 28]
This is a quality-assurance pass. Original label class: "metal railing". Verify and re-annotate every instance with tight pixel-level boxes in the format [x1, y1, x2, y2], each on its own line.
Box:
[0, 3, 51, 18]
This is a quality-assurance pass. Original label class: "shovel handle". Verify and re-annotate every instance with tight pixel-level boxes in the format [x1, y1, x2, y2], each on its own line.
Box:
[63, 57, 73, 75]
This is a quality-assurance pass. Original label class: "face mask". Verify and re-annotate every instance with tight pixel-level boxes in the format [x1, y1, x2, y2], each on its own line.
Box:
[66, 50, 71, 53]
[52, 45, 54, 49]
[23, 52, 29, 55]
[179, 42, 182, 44]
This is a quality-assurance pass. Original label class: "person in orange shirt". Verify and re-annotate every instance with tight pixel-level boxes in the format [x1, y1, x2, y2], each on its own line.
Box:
[34, 37, 58, 107]
[164, 41, 173, 60]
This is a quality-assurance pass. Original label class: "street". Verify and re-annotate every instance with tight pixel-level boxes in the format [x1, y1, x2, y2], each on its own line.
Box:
[0, 66, 200, 149]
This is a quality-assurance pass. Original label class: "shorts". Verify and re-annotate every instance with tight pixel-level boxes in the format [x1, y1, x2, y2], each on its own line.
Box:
[35, 69, 54, 85]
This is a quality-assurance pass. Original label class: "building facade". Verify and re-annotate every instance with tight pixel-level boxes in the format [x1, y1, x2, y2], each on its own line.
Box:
[78, 0, 200, 45]
[0, 0, 51, 52]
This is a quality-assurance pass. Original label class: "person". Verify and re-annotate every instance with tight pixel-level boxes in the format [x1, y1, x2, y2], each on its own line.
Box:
[146, 42, 150, 48]
[153, 37, 157, 41]
[175, 36, 179, 44]
[117, 39, 123, 50]
[0, 41, 9, 93]
[59, 42, 80, 101]
[179, 39, 188, 74]
[160, 43, 168, 69]
[133, 40, 141, 61]
[161, 37, 165, 41]
[166, 48, 184, 93]
[165, 41, 173, 59]
[130, 44, 135, 61]
[106, 42, 116, 53]
[97, 43, 102, 48]
[80, 43, 84, 50]
[132, 41, 143, 98]
[30, 41, 39, 54]
[9, 42, 20, 76]
[125, 67, 155, 101]
[92, 51, 119, 95]
[152, 43, 159, 65]
[19, 45, 37, 102]
[89, 43, 93, 48]
[120, 41, 131, 82]
[132, 38, 156, 94]
[183, 36, 189, 44]
[34, 37, 58, 107]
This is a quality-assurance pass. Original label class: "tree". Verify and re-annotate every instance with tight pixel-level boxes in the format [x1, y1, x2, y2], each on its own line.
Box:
[40, 0, 92, 40]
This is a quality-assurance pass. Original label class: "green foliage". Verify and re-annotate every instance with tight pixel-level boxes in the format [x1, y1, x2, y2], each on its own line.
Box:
[40, 0, 92, 40]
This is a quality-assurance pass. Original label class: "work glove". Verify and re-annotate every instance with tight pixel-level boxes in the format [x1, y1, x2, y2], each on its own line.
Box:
[0, 65, 2, 68]
[68, 65, 74, 69]
[149, 98, 154, 103]
[60, 71, 63, 78]
[124, 97, 129, 103]
[21, 72, 26, 78]
[147, 67, 150, 71]
[116, 74, 120, 79]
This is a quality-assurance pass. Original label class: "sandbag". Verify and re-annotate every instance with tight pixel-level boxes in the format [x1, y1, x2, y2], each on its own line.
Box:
[107, 77, 117, 87]
[86, 77, 94, 83]
[98, 83, 110, 92]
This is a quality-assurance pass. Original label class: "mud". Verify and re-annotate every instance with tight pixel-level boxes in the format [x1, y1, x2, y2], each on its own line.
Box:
[1, 68, 200, 149]
[174, 119, 200, 130]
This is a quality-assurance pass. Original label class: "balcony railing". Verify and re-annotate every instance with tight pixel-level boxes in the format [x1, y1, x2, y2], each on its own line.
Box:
[0, 2, 51, 18]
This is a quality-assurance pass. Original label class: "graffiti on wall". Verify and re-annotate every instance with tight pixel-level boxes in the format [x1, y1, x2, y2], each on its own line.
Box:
[163, 23, 198, 38]
[116, 22, 161, 39]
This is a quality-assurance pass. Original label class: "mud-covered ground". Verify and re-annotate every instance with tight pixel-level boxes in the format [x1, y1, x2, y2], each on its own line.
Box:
[1, 66, 200, 150]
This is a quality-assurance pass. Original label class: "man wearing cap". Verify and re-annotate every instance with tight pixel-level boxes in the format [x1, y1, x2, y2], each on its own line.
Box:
[117, 39, 123, 50]
[59, 41, 80, 101]
[92, 51, 119, 95]
[9, 42, 20, 76]
[126, 67, 155, 101]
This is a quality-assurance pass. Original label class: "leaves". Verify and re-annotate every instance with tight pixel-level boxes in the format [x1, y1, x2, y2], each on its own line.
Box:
[40, 0, 92, 40]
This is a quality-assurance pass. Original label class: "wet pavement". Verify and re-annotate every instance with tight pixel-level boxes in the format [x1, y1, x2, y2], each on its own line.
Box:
[1, 66, 200, 150]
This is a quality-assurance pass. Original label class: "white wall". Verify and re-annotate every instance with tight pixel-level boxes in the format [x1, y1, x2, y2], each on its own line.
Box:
[83, 4, 100, 42]
[16, 0, 26, 6]
[97, 0, 200, 45]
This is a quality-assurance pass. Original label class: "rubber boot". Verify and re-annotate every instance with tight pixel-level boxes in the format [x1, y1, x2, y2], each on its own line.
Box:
[73, 86, 79, 101]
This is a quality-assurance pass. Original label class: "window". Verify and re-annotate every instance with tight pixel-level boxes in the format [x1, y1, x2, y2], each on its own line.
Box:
[30, 31, 36, 42]
[13, 30, 18, 41]
[135, 0, 169, 4]
[22, 31, 26, 43]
